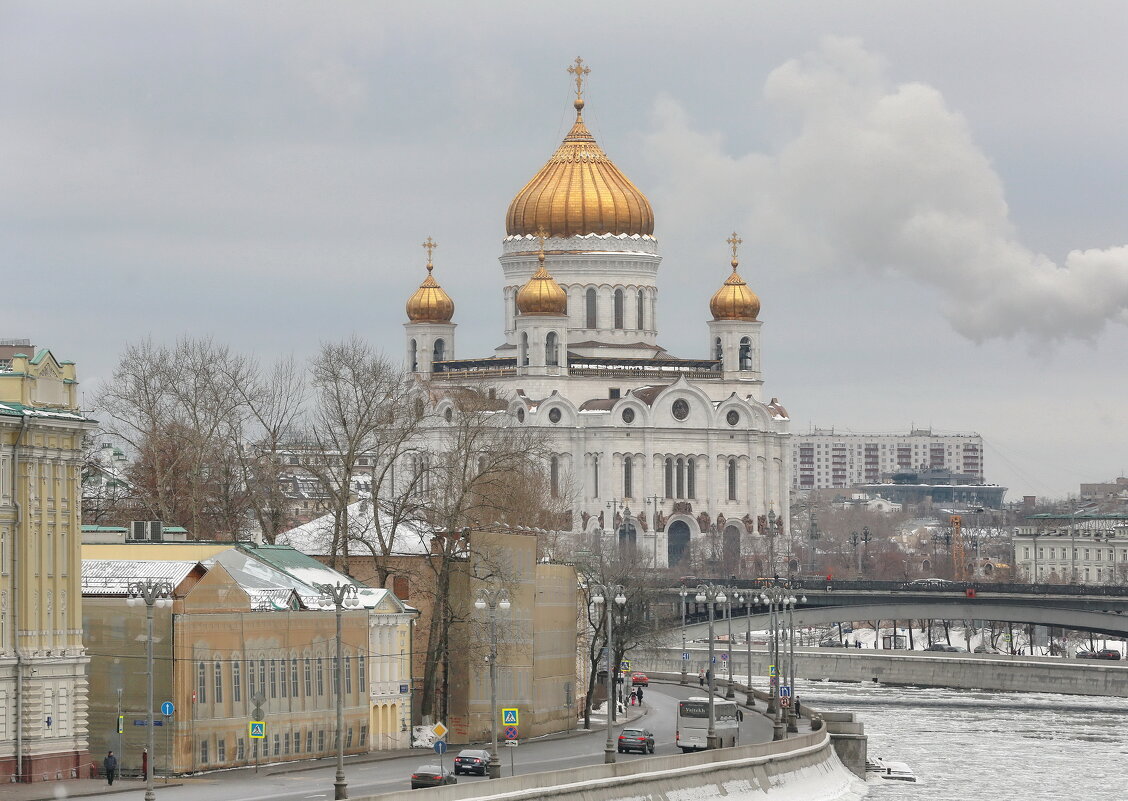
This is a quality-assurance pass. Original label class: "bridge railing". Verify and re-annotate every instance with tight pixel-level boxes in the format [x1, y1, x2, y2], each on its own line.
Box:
[691, 578, 1128, 598]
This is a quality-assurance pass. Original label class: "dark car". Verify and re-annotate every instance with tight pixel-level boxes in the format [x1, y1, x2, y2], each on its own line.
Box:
[1076, 650, 1098, 659]
[631, 672, 649, 686]
[1093, 649, 1122, 660]
[410, 765, 456, 789]
[617, 727, 655, 754]
[819, 639, 847, 647]
[453, 749, 491, 775]
[925, 643, 960, 652]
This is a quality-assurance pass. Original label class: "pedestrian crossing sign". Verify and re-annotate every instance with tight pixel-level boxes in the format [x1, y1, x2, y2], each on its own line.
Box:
[769, 664, 778, 676]
[249, 721, 265, 739]
[502, 708, 519, 726]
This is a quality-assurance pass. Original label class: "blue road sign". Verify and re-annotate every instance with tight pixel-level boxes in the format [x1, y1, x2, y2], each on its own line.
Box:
[433, 740, 447, 755]
[502, 708, 519, 726]
[161, 701, 175, 716]
[133, 720, 163, 726]
[710, 656, 717, 663]
[779, 685, 792, 697]
[681, 652, 690, 660]
[249, 721, 266, 739]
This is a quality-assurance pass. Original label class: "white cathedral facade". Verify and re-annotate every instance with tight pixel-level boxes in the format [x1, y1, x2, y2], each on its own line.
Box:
[402, 62, 791, 575]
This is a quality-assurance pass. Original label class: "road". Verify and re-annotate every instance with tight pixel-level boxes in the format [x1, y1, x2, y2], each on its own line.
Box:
[72, 683, 774, 801]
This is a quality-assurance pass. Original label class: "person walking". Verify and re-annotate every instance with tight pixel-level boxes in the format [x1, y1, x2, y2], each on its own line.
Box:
[636, 686, 644, 705]
[698, 669, 705, 687]
[103, 751, 118, 785]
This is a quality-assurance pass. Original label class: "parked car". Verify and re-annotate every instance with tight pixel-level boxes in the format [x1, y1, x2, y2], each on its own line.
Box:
[631, 672, 649, 686]
[410, 765, 457, 789]
[1093, 649, 1122, 660]
[819, 639, 848, 647]
[453, 749, 491, 776]
[925, 643, 960, 652]
[617, 727, 656, 754]
[973, 645, 997, 653]
[1076, 650, 1098, 659]
[910, 578, 955, 586]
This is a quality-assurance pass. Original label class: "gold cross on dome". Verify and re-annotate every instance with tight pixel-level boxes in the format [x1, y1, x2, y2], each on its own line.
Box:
[535, 226, 549, 260]
[422, 236, 437, 270]
[726, 232, 743, 265]
[567, 57, 590, 99]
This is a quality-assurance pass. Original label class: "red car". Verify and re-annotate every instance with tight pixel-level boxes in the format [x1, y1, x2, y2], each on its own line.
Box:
[631, 672, 649, 686]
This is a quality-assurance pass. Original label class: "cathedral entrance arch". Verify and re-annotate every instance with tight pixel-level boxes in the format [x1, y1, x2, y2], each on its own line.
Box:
[722, 524, 742, 578]
[667, 521, 691, 569]
[618, 520, 637, 558]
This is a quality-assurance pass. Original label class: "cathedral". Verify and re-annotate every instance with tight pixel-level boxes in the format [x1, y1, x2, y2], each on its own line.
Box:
[402, 60, 791, 575]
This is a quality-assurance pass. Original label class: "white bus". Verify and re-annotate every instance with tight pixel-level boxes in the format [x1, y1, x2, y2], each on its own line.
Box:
[675, 696, 742, 751]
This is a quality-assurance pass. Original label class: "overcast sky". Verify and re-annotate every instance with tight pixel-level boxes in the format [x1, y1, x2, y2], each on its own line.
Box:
[4, 1, 1127, 503]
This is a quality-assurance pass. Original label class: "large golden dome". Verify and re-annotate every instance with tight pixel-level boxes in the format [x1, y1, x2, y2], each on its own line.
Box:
[506, 64, 654, 238]
[516, 245, 568, 316]
[406, 239, 455, 323]
[710, 234, 760, 321]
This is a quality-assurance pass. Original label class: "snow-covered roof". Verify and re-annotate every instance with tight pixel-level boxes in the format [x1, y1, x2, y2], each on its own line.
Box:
[82, 560, 201, 596]
[277, 499, 433, 557]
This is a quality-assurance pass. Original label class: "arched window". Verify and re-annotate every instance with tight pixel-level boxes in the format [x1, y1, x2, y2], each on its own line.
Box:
[545, 331, 558, 366]
[592, 455, 600, 498]
[613, 288, 624, 329]
[687, 458, 696, 499]
[432, 338, 445, 364]
[739, 337, 752, 370]
[410, 339, 418, 372]
[637, 289, 645, 329]
[727, 458, 737, 501]
[550, 456, 559, 498]
[623, 456, 633, 499]
[675, 458, 685, 499]
[664, 458, 673, 499]
[519, 332, 529, 366]
[585, 288, 597, 328]
[714, 337, 723, 362]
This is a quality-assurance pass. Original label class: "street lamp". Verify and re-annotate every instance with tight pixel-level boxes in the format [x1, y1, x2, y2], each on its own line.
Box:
[745, 594, 759, 707]
[851, 527, 872, 576]
[474, 588, 511, 779]
[591, 584, 627, 764]
[644, 496, 663, 568]
[724, 592, 743, 699]
[678, 585, 689, 685]
[317, 582, 360, 800]
[125, 579, 173, 801]
[694, 583, 729, 749]
[766, 509, 778, 576]
[758, 582, 804, 739]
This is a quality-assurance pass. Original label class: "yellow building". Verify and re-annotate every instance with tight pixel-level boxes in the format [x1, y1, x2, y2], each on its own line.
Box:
[0, 342, 94, 783]
[81, 541, 415, 774]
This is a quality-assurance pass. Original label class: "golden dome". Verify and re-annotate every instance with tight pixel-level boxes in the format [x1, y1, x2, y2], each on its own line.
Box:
[710, 233, 760, 321]
[516, 244, 568, 316]
[505, 62, 654, 238]
[406, 238, 454, 323]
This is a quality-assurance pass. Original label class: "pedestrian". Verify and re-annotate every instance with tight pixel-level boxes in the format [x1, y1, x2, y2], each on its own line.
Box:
[698, 669, 705, 687]
[629, 688, 637, 706]
[636, 686, 644, 705]
[706, 669, 712, 687]
[103, 751, 117, 786]
[794, 698, 801, 717]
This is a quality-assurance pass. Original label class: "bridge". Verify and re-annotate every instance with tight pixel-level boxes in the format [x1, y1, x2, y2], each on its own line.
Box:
[671, 579, 1128, 638]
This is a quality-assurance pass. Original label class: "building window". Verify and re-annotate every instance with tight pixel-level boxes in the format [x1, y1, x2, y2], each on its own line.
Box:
[284, 732, 291, 755]
[307, 731, 314, 753]
[519, 332, 529, 366]
[273, 734, 280, 756]
[270, 659, 278, 698]
[247, 660, 255, 698]
[614, 289, 624, 329]
[291, 658, 299, 697]
[317, 658, 325, 696]
[318, 730, 325, 752]
[664, 458, 673, 499]
[198, 662, 207, 704]
[432, 338, 445, 364]
[714, 337, 723, 362]
[550, 457, 560, 498]
[687, 458, 696, 499]
[215, 661, 223, 704]
[233, 660, 241, 702]
[218, 738, 226, 763]
[360, 725, 368, 746]
[304, 658, 312, 696]
[358, 654, 366, 686]
[346, 727, 354, 749]
[333, 657, 340, 695]
[675, 458, 685, 499]
[409, 339, 417, 372]
[259, 659, 266, 695]
[294, 730, 301, 754]
[592, 456, 599, 498]
[545, 331, 559, 366]
[237, 738, 245, 761]
[637, 289, 645, 329]
[201, 739, 209, 764]
[623, 456, 633, 499]
[585, 288, 597, 328]
[344, 653, 353, 695]
[727, 459, 737, 501]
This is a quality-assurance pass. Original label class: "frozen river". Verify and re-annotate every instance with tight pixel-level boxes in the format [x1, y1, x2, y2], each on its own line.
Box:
[798, 679, 1128, 801]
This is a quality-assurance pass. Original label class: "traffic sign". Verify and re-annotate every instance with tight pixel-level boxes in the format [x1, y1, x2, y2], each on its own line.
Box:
[620, 660, 631, 673]
[769, 664, 778, 676]
[720, 653, 728, 661]
[433, 740, 447, 755]
[779, 685, 792, 698]
[161, 701, 175, 716]
[504, 740, 518, 748]
[502, 708, 519, 726]
[780, 697, 791, 708]
[249, 721, 265, 739]
[504, 725, 518, 740]
[431, 722, 448, 740]
[710, 656, 717, 663]
[681, 652, 690, 661]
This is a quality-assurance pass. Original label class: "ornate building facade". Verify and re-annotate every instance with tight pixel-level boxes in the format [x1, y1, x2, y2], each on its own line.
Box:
[0, 343, 93, 782]
[401, 62, 791, 575]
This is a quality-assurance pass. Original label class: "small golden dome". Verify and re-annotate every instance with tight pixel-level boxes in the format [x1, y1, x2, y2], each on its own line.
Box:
[406, 239, 454, 323]
[505, 62, 654, 238]
[710, 260, 760, 322]
[516, 242, 568, 316]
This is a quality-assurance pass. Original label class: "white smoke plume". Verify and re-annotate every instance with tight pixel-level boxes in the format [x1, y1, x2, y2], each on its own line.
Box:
[644, 37, 1128, 343]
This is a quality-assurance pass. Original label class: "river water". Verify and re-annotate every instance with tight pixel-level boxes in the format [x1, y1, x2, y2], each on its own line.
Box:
[797, 679, 1128, 801]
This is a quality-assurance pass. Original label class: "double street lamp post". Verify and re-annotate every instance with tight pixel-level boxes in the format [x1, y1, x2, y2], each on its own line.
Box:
[317, 582, 360, 800]
[679, 586, 689, 684]
[757, 583, 805, 740]
[724, 592, 743, 699]
[591, 584, 626, 764]
[125, 579, 174, 801]
[694, 583, 731, 749]
[474, 588, 511, 779]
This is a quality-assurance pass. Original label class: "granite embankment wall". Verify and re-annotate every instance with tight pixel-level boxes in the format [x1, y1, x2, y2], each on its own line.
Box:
[646, 646, 1128, 697]
[360, 729, 865, 801]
